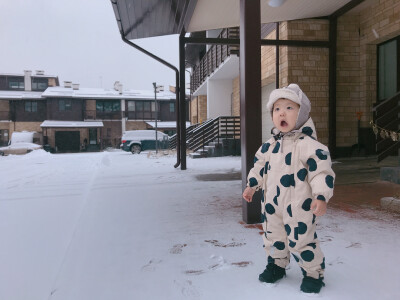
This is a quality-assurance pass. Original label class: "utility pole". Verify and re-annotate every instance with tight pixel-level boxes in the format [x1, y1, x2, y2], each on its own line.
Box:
[153, 82, 164, 154]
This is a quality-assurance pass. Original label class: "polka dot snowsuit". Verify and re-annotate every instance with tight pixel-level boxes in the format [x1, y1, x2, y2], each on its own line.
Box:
[247, 118, 335, 279]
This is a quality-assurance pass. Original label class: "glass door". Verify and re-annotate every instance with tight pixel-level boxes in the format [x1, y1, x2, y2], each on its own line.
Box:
[378, 37, 399, 101]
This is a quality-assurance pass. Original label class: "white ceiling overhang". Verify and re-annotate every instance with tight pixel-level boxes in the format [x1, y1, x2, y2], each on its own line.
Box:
[188, 0, 352, 33]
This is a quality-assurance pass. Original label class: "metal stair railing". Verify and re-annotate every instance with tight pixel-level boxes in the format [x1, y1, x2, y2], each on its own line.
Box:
[169, 123, 200, 150]
[373, 91, 400, 162]
[188, 116, 240, 152]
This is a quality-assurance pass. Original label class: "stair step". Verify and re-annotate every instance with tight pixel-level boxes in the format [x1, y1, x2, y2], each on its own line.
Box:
[189, 152, 207, 159]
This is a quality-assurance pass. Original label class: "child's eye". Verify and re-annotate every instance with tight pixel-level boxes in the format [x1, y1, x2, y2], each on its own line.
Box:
[274, 107, 280, 111]
[287, 106, 293, 110]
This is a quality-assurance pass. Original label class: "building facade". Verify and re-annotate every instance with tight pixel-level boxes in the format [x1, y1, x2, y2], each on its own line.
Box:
[188, 0, 400, 157]
[0, 71, 188, 151]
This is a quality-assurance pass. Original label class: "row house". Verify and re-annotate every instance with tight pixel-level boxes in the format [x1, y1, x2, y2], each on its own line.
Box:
[0, 71, 189, 152]
[0, 70, 59, 146]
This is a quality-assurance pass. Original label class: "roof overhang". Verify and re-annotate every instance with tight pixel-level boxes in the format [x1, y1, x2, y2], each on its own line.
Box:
[40, 121, 104, 128]
[111, 0, 362, 40]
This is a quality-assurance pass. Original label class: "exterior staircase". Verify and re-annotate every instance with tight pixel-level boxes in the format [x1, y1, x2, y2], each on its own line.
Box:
[169, 116, 240, 158]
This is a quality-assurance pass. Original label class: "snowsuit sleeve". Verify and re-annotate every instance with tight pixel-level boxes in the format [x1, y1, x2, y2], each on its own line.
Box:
[246, 141, 271, 191]
[305, 143, 335, 203]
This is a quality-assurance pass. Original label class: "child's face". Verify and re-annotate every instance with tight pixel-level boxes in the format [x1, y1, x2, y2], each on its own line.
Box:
[272, 98, 300, 133]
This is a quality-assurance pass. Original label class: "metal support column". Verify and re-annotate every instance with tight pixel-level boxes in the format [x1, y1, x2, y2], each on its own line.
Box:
[276, 22, 280, 89]
[240, 0, 262, 224]
[328, 17, 337, 158]
[179, 32, 187, 170]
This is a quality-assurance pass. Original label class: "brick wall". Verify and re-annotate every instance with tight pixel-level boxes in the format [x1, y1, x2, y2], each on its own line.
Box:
[102, 121, 122, 148]
[190, 97, 198, 123]
[126, 120, 149, 131]
[232, 77, 240, 116]
[0, 100, 9, 111]
[284, 20, 330, 145]
[336, 15, 361, 147]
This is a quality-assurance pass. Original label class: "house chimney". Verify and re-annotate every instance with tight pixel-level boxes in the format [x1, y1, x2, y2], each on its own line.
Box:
[64, 81, 72, 88]
[24, 70, 32, 91]
[36, 70, 45, 75]
[72, 83, 80, 90]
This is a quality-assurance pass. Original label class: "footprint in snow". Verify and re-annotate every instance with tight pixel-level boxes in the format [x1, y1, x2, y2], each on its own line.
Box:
[141, 259, 162, 272]
[170, 243, 187, 254]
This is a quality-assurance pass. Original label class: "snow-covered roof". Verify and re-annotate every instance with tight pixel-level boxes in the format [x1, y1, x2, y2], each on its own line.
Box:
[40, 121, 104, 128]
[0, 90, 44, 100]
[0, 72, 58, 78]
[42, 87, 177, 101]
[146, 121, 191, 129]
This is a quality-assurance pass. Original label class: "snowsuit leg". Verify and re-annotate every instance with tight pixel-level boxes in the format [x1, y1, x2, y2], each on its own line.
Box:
[261, 193, 290, 269]
[285, 198, 325, 279]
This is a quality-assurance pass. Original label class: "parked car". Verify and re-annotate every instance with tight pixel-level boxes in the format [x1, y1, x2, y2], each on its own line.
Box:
[0, 131, 42, 156]
[120, 130, 169, 154]
[0, 142, 42, 156]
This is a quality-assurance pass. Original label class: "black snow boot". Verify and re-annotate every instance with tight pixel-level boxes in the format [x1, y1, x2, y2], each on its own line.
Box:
[300, 276, 325, 293]
[258, 263, 286, 283]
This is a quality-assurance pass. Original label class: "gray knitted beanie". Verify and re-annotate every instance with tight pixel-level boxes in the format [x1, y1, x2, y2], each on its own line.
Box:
[267, 83, 311, 130]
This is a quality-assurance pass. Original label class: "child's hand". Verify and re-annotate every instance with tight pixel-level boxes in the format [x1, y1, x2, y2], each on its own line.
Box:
[311, 199, 327, 216]
[243, 187, 256, 202]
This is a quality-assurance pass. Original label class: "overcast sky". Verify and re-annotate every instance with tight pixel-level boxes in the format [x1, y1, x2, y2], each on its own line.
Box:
[0, 0, 183, 91]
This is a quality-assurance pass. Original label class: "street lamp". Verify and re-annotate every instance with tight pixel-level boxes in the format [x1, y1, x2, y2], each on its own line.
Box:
[152, 82, 163, 154]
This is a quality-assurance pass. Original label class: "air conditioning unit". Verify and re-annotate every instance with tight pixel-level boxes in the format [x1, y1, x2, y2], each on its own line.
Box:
[36, 70, 45, 75]
[72, 83, 80, 90]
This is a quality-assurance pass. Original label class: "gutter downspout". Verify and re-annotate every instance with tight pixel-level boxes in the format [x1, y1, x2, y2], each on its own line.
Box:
[111, 1, 181, 168]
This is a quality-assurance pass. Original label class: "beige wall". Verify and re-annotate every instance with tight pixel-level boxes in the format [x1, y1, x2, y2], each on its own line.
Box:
[125, 120, 149, 131]
[232, 77, 240, 117]
[102, 121, 122, 148]
[0, 100, 9, 111]
[48, 78, 57, 87]
[190, 95, 207, 124]
[284, 20, 330, 145]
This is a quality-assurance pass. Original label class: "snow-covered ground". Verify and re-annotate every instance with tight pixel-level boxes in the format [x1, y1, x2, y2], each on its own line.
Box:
[0, 150, 399, 300]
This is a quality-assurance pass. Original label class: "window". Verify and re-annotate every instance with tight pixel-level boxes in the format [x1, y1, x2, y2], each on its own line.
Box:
[169, 102, 175, 113]
[378, 36, 400, 101]
[32, 78, 48, 91]
[25, 101, 38, 112]
[59, 99, 72, 111]
[96, 100, 121, 111]
[136, 102, 143, 111]
[9, 77, 24, 90]
[143, 102, 150, 111]
[128, 101, 135, 111]
[89, 128, 97, 145]
[151, 102, 156, 111]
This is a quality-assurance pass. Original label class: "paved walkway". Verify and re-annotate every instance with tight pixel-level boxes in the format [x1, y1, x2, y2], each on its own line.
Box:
[331, 156, 400, 214]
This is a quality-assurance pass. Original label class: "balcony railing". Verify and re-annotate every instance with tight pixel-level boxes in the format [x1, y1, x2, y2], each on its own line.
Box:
[0, 111, 11, 120]
[85, 110, 124, 120]
[191, 27, 239, 93]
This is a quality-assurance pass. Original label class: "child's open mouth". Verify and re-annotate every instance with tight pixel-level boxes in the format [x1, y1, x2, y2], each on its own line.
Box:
[280, 120, 288, 127]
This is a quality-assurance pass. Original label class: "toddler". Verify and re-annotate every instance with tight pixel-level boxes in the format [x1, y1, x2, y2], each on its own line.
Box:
[243, 84, 335, 294]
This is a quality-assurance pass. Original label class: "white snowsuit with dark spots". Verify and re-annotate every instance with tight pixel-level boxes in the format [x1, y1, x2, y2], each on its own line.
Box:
[247, 118, 335, 279]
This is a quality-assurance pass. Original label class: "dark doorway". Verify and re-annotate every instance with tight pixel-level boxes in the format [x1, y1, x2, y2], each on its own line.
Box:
[55, 131, 80, 152]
